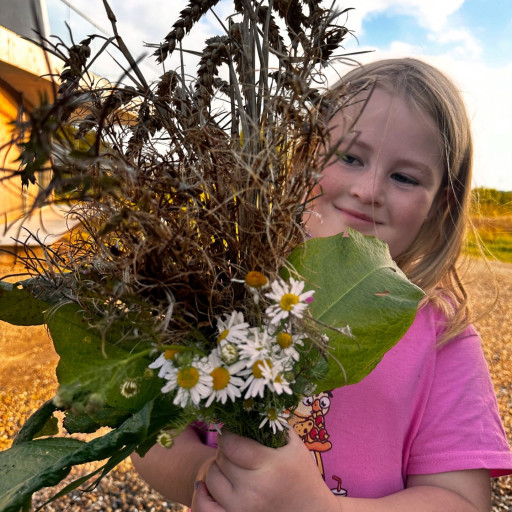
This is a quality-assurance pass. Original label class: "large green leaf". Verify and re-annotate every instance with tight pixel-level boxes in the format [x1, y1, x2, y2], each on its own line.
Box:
[46, 303, 162, 415]
[286, 230, 423, 391]
[0, 281, 48, 326]
[0, 402, 153, 512]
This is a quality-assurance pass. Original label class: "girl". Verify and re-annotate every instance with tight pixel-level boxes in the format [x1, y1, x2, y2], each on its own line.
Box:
[132, 58, 512, 511]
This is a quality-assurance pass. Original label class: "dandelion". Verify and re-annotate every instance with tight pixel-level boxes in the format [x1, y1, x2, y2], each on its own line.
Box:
[216, 311, 250, 345]
[120, 378, 140, 398]
[265, 278, 314, 324]
[161, 357, 213, 408]
[259, 407, 290, 434]
[204, 352, 245, 407]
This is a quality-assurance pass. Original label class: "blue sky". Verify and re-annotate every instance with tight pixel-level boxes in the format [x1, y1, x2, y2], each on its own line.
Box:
[44, 0, 512, 190]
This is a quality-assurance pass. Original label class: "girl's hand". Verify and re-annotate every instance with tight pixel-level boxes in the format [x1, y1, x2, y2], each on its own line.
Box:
[192, 429, 339, 512]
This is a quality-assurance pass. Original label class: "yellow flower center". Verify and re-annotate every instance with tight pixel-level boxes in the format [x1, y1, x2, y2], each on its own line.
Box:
[177, 367, 200, 389]
[164, 349, 178, 360]
[217, 329, 229, 344]
[280, 293, 299, 311]
[276, 332, 292, 349]
[252, 359, 271, 379]
[267, 407, 278, 421]
[210, 366, 230, 390]
[245, 271, 268, 288]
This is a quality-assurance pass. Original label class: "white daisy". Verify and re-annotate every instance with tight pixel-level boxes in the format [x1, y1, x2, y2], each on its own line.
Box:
[160, 356, 213, 408]
[216, 311, 250, 345]
[265, 278, 314, 325]
[203, 352, 245, 407]
[149, 350, 179, 378]
[239, 357, 274, 399]
[238, 327, 272, 364]
[273, 331, 304, 362]
[259, 358, 294, 395]
[243, 271, 269, 304]
[259, 407, 290, 434]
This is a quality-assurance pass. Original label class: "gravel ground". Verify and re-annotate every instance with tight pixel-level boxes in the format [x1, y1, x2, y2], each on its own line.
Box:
[0, 258, 510, 511]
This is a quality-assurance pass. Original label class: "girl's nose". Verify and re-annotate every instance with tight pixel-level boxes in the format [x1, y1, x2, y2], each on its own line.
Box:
[350, 168, 385, 205]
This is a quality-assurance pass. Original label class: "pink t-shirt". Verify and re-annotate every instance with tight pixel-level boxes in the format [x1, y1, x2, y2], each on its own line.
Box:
[203, 304, 512, 499]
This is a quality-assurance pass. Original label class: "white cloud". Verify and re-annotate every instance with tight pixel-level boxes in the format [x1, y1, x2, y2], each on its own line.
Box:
[339, 0, 466, 34]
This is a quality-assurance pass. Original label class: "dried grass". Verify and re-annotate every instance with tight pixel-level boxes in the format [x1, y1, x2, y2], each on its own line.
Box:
[4, 0, 360, 350]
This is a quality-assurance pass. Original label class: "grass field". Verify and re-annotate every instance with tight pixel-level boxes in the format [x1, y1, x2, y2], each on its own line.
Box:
[467, 215, 512, 263]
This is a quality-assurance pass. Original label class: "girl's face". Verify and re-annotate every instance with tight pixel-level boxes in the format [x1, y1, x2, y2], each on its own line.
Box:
[304, 88, 445, 259]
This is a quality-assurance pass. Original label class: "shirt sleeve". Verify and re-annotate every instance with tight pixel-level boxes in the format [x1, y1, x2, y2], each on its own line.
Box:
[407, 325, 512, 477]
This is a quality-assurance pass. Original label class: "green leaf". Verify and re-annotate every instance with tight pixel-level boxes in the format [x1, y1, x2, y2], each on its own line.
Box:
[0, 437, 86, 512]
[0, 280, 49, 326]
[33, 416, 60, 439]
[47, 303, 162, 413]
[0, 402, 153, 512]
[286, 230, 423, 391]
[14, 401, 58, 445]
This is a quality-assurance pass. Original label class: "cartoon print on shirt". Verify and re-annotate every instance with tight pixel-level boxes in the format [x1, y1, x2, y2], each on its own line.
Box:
[291, 392, 333, 478]
[290, 391, 348, 496]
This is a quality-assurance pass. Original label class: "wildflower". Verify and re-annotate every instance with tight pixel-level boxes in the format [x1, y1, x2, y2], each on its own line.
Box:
[219, 342, 240, 365]
[238, 327, 272, 364]
[243, 398, 255, 411]
[160, 357, 213, 408]
[239, 358, 274, 399]
[120, 378, 140, 398]
[274, 331, 304, 362]
[260, 360, 293, 395]
[157, 429, 178, 449]
[216, 311, 250, 345]
[265, 278, 314, 324]
[204, 353, 245, 407]
[245, 271, 268, 288]
[149, 350, 178, 378]
[259, 407, 290, 434]
[244, 271, 269, 303]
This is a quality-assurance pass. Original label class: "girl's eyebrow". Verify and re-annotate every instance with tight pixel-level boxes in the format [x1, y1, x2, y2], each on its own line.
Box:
[393, 158, 436, 176]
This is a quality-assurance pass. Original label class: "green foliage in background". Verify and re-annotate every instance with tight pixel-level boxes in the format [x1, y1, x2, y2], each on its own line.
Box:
[467, 188, 512, 263]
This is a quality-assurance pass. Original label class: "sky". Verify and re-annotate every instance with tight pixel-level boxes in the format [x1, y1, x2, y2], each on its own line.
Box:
[44, 0, 512, 191]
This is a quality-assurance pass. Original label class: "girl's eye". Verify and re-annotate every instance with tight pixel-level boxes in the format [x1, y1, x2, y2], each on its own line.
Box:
[391, 172, 419, 186]
[335, 151, 361, 166]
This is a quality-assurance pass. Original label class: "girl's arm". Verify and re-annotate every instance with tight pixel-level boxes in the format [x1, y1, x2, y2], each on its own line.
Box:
[192, 430, 491, 512]
[131, 425, 216, 507]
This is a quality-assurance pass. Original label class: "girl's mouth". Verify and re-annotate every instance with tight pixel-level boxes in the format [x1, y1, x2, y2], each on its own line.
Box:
[336, 207, 381, 225]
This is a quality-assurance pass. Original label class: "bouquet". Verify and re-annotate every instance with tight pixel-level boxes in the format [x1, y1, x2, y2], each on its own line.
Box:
[0, 1, 423, 510]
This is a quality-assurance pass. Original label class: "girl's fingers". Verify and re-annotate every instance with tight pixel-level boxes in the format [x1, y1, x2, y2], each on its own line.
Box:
[217, 430, 274, 469]
[192, 480, 227, 512]
[203, 459, 235, 506]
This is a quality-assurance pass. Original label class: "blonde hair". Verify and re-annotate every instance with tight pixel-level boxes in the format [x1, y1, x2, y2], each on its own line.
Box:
[324, 58, 474, 344]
